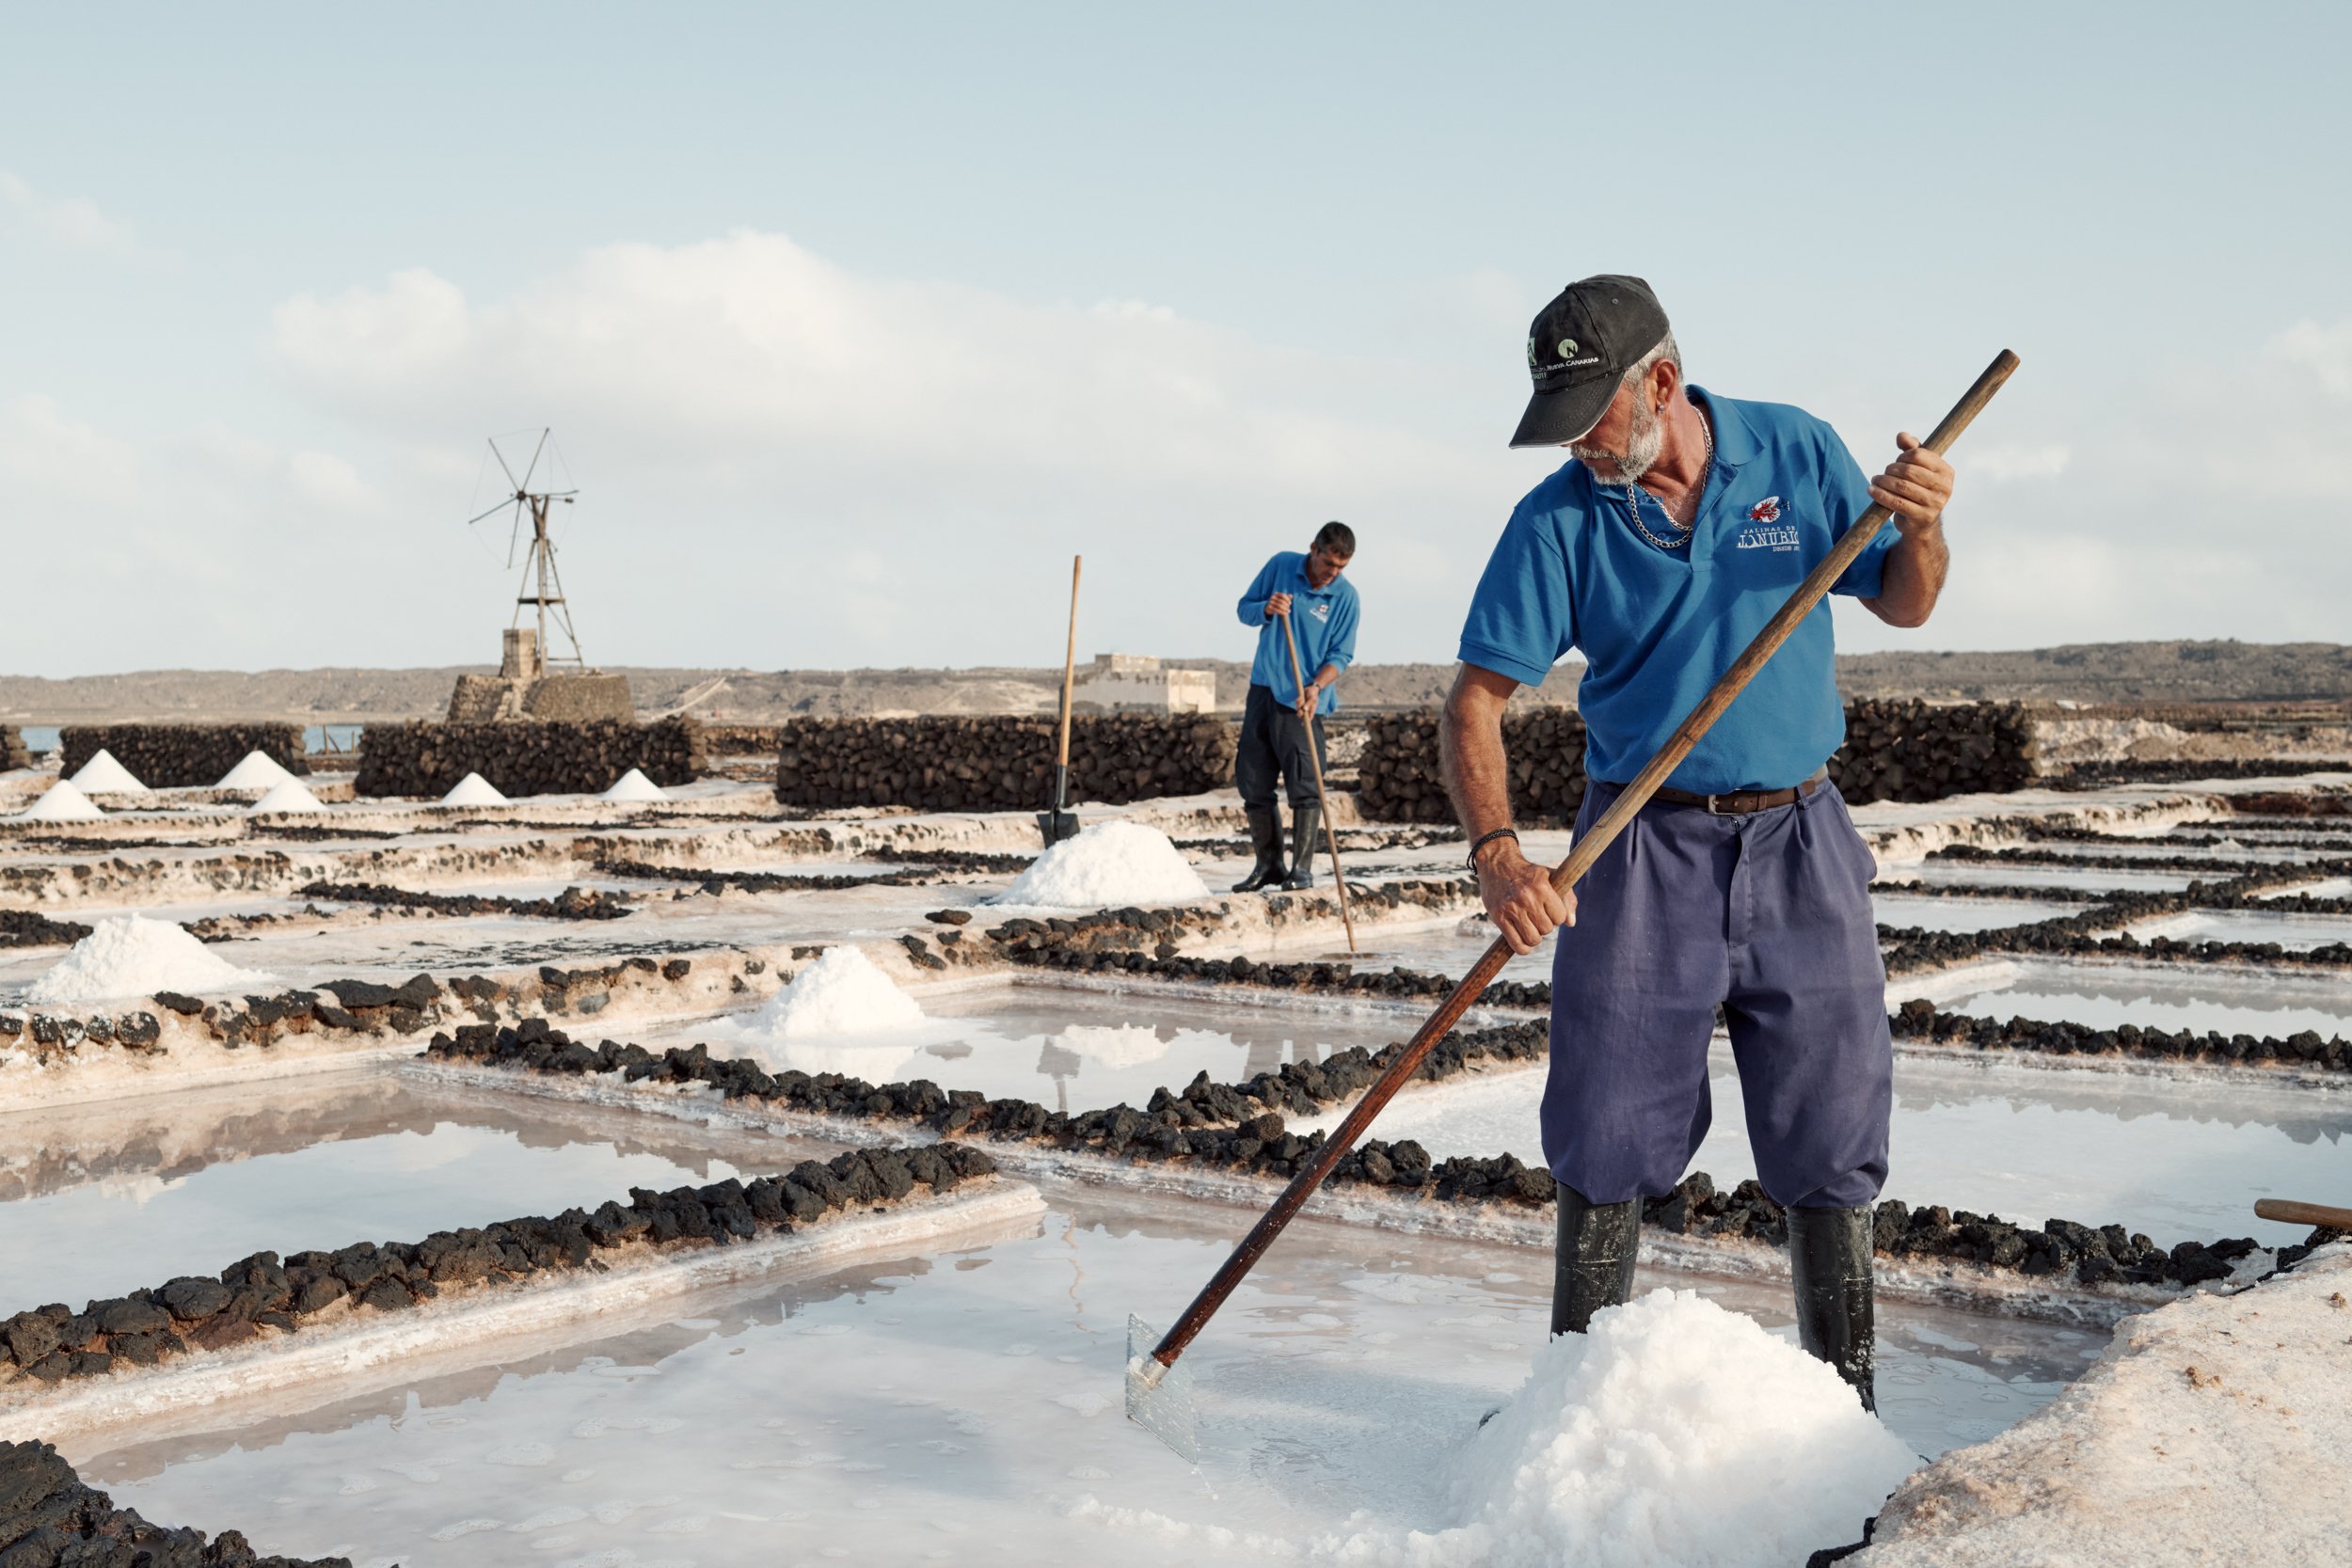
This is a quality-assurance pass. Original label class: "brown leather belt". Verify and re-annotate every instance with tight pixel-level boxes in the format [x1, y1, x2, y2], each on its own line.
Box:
[1646, 770, 1828, 816]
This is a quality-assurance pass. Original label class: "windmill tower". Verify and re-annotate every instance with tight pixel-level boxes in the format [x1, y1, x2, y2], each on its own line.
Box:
[445, 429, 634, 722]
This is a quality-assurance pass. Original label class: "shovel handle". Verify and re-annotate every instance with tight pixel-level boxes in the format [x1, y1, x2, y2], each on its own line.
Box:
[1145, 350, 2020, 1375]
[2255, 1198, 2352, 1229]
[1277, 608, 1356, 952]
[1057, 556, 1082, 773]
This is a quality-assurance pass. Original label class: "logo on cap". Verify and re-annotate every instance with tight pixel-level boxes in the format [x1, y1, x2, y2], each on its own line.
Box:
[1557, 338, 1578, 358]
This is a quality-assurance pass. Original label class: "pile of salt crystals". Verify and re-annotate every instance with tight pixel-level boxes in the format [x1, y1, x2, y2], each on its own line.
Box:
[601, 768, 667, 803]
[1319, 1290, 1919, 1568]
[748, 945, 926, 1038]
[16, 780, 103, 822]
[68, 749, 150, 795]
[249, 778, 326, 815]
[23, 913, 278, 1005]
[998, 820, 1208, 909]
[216, 750, 295, 790]
[440, 772, 510, 807]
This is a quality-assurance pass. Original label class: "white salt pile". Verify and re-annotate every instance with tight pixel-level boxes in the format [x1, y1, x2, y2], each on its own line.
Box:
[249, 778, 326, 815]
[22, 914, 278, 1005]
[998, 821, 1207, 909]
[68, 749, 149, 794]
[17, 781, 104, 822]
[601, 768, 667, 803]
[216, 750, 295, 790]
[748, 945, 926, 1038]
[1321, 1290, 1919, 1568]
[440, 772, 510, 807]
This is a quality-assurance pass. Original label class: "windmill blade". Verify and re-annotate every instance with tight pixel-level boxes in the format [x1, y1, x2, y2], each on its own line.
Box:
[505, 500, 524, 568]
[489, 436, 522, 494]
[464, 498, 516, 528]
[518, 428, 550, 492]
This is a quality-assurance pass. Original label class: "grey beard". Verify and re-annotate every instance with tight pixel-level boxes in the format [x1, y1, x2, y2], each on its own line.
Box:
[1571, 398, 1664, 483]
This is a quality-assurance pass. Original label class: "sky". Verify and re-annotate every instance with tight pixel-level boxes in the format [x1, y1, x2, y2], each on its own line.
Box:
[4, 3, 2348, 682]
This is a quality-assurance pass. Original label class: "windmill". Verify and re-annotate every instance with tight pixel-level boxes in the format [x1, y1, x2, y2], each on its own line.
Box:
[467, 428, 585, 671]
[445, 430, 632, 723]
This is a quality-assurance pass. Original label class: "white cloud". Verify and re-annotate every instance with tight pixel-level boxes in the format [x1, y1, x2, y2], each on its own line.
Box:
[0, 169, 133, 250]
[1969, 442, 2071, 483]
[2269, 317, 2352, 397]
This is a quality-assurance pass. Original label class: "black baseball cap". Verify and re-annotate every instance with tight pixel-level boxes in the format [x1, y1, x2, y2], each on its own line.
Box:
[1508, 275, 1672, 449]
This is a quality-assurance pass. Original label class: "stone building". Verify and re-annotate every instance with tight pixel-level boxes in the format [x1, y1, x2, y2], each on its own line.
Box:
[445, 628, 634, 723]
[1071, 653, 1215, 715]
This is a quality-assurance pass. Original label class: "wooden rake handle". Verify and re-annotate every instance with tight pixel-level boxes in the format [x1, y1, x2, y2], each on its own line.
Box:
[1145, 349, 2021, 1374]
[1277, 608, 1357, 952]
[2256, 1198, 2352, 1230]
[1057, 556, 1083, 771]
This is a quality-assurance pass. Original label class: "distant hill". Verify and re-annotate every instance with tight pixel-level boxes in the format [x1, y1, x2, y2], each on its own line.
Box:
[2, 641, 2346, 724]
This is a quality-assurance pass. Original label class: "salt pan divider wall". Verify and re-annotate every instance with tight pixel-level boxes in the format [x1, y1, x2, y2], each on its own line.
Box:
[58, 724, 308, 786]
[0, 727, 26, 771]
[1359, 699, 2040, 823]
[355, 717, 706, 798]
[773, 714, 1237, 809]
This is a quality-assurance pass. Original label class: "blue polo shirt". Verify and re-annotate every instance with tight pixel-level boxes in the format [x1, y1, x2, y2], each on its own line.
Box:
[1237, 551, 1359, 713]
[1457, 388, 1891, 795]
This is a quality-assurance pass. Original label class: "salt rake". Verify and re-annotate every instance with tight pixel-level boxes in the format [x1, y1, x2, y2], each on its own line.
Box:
[1128, 349, 2022, 1461]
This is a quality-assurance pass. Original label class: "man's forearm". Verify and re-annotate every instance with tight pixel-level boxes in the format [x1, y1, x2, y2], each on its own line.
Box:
[1870, 521, 1949, 628]
[1313, 661, 1343, 689]
[1440, 691, 1515, 839]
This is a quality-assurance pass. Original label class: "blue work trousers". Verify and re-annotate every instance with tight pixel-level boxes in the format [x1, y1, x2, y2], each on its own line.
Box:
[1542, 777, 1892, 1211]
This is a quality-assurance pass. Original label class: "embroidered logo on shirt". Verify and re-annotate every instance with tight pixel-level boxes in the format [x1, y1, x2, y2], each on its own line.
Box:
[1747, 497, 1784, 523]
[1737, 523, 1801, 552]
[1311, 600, 1331, 622]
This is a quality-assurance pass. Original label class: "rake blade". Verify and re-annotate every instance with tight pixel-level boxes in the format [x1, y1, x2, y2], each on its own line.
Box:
[1124, 1314, 1200, 1465]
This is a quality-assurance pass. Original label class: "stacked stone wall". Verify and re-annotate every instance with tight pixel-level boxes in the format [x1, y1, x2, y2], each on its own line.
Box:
[1357, 700, 2040, 824]
[774, 715, 1236, 810]
[0, 727, 25, 772]
[59, 724, 309, 786]
[355, 718, 705, 798]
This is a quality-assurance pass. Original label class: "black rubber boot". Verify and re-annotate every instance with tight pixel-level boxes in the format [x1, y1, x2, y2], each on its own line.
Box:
[1231, 806, 1287, 893]
[1550, 1179, 1641, 1336]
[1280, 803, 1322, 890]
[1788, 1204, 1877, 1412]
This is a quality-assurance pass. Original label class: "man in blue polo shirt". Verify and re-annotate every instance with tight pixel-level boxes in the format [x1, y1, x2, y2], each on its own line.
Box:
[1232, 522, 1359, 892]
[1440, 276, 1956, 1411]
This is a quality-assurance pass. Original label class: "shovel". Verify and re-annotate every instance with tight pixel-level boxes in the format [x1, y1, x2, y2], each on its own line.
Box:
[1039, 554, 1082, 847]
[1129, 349, 2021, 1461]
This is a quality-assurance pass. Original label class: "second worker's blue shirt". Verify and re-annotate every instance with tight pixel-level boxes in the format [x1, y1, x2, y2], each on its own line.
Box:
[1237, 551, 1359, 713]
[1456, 388, 1893, 795]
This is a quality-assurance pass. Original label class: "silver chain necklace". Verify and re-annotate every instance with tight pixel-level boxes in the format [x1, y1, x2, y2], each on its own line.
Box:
[1625, 408, 1712, 552]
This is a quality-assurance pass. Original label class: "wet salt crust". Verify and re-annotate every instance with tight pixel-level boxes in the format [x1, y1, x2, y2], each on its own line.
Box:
[20, 914, 277, 1005]
[997, 821, 1209, 909]
[1317, 1290, 1918, 1568]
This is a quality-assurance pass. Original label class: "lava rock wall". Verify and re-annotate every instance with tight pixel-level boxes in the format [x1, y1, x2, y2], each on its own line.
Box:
[0, 1439, 352, 1568]
[1, 727, 26, 771]
[355, 718, 706, 798]
[1357, 700, 2039, 823]
[59, 724, 309, 787]
[774, 714, 1237, 810]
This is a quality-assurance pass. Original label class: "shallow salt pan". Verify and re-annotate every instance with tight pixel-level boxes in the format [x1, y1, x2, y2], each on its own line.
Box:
[87, 1189, 2089, 1565]
[1935, 958, 2352, 1039]
[1295, 1044, 2351, 1249]
[0, 1073, 811, 1312]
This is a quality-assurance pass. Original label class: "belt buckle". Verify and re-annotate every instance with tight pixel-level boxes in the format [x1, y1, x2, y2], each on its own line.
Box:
[1706, 792, 1727, 816]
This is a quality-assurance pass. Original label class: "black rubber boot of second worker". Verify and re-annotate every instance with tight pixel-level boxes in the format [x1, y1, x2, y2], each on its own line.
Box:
[1550, 1180, 1641, 1336]
[1788, 1204, 1878, 1412]
[1280, 804, 1322, 890]
[1231, 806, 1287, 893]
